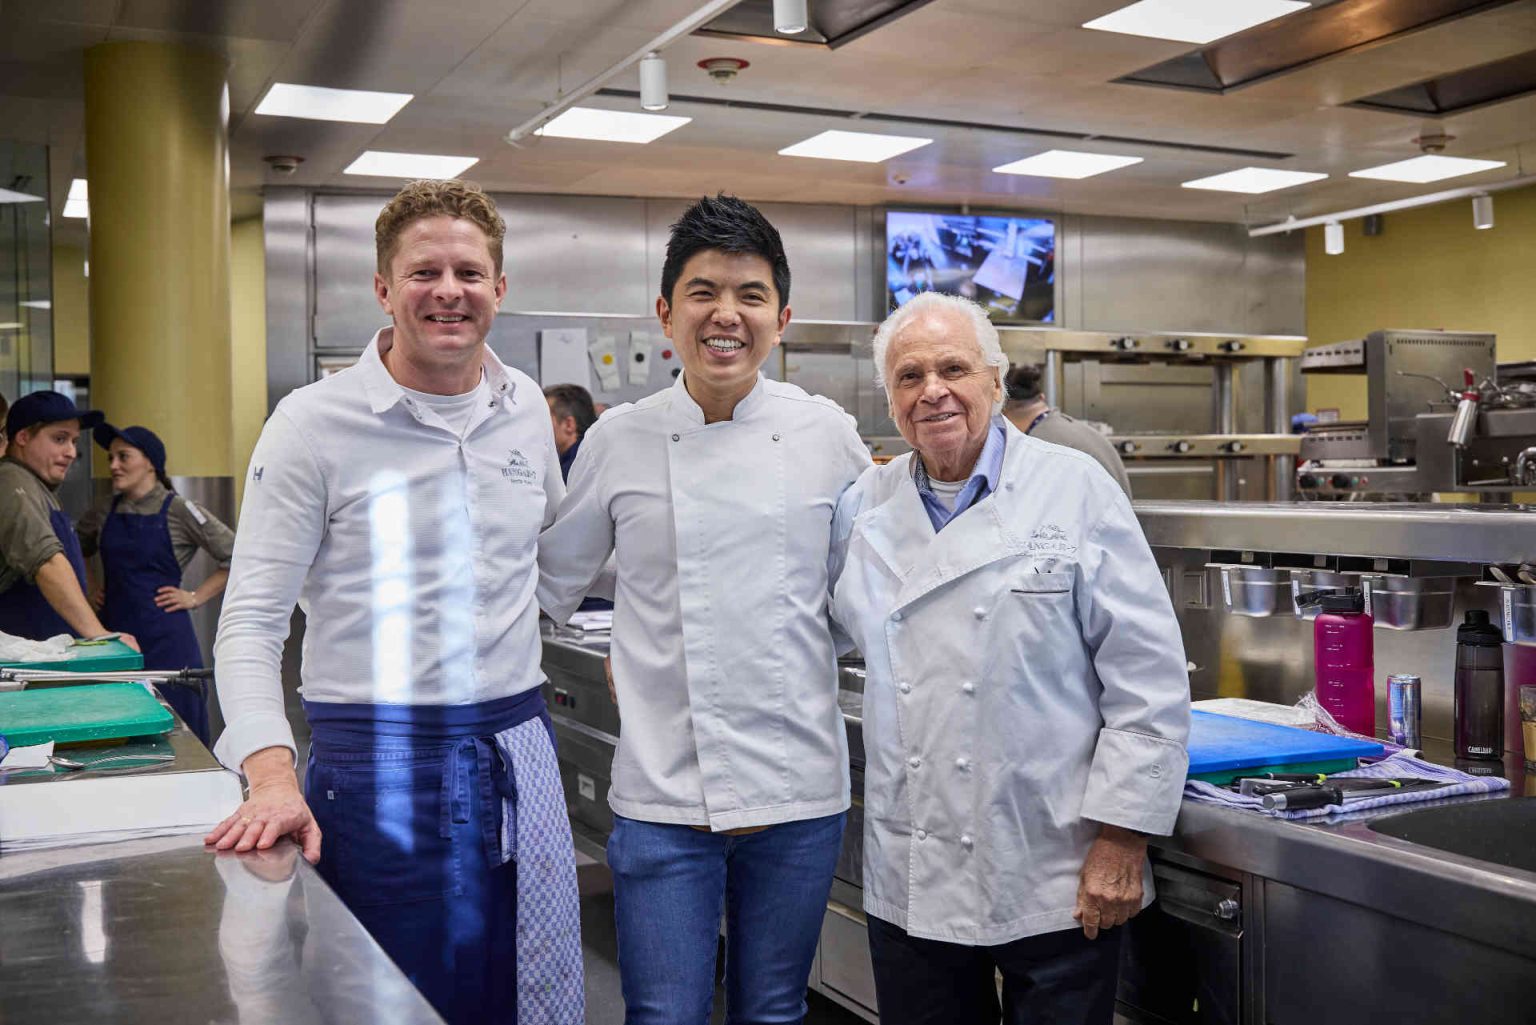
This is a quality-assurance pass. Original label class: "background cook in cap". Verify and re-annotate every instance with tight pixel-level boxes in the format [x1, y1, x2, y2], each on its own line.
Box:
[0, 390, 138, 649]
[77, 423, 234, 744]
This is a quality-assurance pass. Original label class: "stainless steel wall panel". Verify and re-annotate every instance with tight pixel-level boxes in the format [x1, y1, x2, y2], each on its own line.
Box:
[1076, 216, 1304, 336]
[262, 188, 313, 416]
[501, 194, 651, 316]
[312, 193, 390, 349]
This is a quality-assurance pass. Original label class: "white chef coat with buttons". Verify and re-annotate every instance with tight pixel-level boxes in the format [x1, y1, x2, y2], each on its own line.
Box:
[213, 328, 565, 772]
[538, 373, 872, 831]
[830, 419, 1189, 945]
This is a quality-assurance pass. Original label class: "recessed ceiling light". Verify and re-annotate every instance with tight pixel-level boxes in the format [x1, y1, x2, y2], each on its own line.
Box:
[535, 107, 691, 144]
[1348, 154, 1507, 184]
[344, 151, 479, 179]
[1181, 167, 1327, 194]
[993, 150, 1143, 179]
[0, 187, 43, 203]
[1083, 0, 1309, 45]
[20, 300, 51, 309]
[63, 178, 88, 219]
[255, 83, 413, 124]
[778, 130, 932, 163]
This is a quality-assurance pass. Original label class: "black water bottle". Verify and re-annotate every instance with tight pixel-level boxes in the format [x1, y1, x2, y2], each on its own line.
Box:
[1454, 610, 1504, 761]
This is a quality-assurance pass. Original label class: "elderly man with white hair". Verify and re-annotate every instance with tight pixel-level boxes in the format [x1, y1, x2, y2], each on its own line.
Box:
[828, 291, 1191, 1025]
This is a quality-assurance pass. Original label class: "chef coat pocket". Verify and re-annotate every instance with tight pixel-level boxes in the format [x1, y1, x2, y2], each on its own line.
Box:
[310, 757, 465, 907]
[1009, 571, 1074, 595]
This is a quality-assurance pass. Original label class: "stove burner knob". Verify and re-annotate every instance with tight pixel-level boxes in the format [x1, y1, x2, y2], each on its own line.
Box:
[1169, 440, 1193, 454]
[1331, 473, 1354, 489]
[1298, 473, 1319, 488]
[1118, 440, 1140, 455]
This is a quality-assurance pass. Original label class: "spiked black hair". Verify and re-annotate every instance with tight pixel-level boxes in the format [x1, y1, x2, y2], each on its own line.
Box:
[660, 194, 791, 311]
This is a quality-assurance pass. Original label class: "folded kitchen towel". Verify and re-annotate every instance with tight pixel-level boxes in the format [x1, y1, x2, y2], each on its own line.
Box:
[1183, 750, 1510, 820]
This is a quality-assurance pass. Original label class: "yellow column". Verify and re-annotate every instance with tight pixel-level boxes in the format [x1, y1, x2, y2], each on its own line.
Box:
[83, 41, 232, 478]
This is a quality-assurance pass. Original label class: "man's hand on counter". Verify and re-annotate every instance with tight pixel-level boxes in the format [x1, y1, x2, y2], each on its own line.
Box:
[1072, 823, 1148, 940]
[205, 746, 322, 864]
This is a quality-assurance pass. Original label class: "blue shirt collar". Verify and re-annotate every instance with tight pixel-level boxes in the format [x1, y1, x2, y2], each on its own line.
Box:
[911, 417, 1008, 532]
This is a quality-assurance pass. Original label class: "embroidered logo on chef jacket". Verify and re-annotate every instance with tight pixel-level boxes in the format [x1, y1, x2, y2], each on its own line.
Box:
[1025, 523, 1076, 556]
[252, 466, 264, 483]
[502, 448, 538, 483]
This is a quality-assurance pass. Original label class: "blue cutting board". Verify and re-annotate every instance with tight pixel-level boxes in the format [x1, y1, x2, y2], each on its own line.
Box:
[1188, 710, 1384, 781]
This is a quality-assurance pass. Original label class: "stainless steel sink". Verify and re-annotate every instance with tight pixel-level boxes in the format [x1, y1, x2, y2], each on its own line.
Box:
[1368, 796, 1536, 873]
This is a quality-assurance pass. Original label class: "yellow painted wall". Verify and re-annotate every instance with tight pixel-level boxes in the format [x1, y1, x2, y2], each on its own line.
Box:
[51, 244, 91, 376]
[1305, 183, 1536, 419]
[229, 216, 267, 510]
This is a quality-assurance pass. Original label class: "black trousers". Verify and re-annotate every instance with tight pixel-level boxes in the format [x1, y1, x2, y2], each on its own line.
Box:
[866, 914, 1123, 1025]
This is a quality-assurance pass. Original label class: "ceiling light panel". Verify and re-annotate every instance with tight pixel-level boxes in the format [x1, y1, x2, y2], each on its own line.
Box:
[63, 178, 88, 219]
[1348, 155, 1507, 184]
[535, 107, 691, 144]
[993, 150, 1143, 179]
[1084, 0, 1310, 45]
[255, 83, 413, 124]
[1181, 167, 1327, 194]
[778, 130, 931, 163]
[344, 152, 479, 179]
[0, 187, 43, 203]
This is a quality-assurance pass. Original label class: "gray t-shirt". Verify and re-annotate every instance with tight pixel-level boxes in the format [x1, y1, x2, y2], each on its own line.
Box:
[1020, 410, 1133, 498]
[0, 457, 67, 593]
[78, 482, 237, 571]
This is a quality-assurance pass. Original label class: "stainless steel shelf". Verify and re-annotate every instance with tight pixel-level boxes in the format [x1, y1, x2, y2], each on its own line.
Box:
[1136, 500, 1536, 563]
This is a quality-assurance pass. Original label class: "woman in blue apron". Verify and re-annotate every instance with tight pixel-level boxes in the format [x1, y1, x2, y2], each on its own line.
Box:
[79, 424, 237, 745]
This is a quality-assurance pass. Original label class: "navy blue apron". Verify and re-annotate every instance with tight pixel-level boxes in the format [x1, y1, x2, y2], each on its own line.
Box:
[99, 493, 209, 744]
[0, 506, 89, 640]
[303, 689, 552, 1025]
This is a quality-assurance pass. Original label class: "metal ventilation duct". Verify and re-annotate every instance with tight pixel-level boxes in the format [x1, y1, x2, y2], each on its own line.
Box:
[695, 0, 937, 49]
[1116, 0, 1523, 95]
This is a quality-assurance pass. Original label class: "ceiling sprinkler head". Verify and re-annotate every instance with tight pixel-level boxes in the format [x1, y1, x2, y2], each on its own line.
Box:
[697, 57, 749, 84]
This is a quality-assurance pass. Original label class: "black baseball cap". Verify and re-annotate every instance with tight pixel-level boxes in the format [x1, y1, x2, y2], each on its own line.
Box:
[5, 390, 104, 438]
[94, 423, 168, 477]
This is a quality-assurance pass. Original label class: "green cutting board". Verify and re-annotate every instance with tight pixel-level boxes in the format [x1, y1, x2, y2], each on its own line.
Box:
[1, 638, 144, 673]
[0, 683, 173, 747]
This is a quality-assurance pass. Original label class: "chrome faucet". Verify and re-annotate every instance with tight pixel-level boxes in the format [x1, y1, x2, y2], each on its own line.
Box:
[1515, 447, 1536, 486]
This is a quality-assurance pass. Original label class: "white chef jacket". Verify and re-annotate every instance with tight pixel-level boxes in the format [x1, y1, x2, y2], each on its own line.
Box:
[538, 373, 872, 831]
[830, 419, 1190, 945]
[213, 329, 565, 772]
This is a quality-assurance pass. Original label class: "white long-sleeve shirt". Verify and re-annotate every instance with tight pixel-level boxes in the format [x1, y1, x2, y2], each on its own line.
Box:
[213, 329, 565, 772]
[537, 374, 872, 831]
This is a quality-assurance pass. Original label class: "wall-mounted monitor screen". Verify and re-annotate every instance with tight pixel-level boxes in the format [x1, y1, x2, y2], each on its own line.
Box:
[885, 211, 1055, 323]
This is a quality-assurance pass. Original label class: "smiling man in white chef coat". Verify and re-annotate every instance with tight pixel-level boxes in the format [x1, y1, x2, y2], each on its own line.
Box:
[538, 194, 872, 1024]
[829, 291, 1190, 1025]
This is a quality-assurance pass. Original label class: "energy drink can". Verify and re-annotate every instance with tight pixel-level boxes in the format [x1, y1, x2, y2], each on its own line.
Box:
[1387, 673, 1422, 749]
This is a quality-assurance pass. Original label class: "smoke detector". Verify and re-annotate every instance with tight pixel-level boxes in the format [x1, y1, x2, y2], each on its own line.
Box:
[263, 154, 304, 175]
[1415, 129, 1454, 154]
[697, 57, 749, 84]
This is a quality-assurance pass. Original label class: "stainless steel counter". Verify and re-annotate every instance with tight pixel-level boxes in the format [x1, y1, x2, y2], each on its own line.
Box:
[0, 835, 446, 1024]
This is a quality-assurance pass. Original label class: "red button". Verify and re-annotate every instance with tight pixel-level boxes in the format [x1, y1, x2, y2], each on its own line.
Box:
[661, 349, 673, 359]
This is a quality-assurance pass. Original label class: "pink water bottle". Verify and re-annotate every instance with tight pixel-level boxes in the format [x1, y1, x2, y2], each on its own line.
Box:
[1300, 589, 1376, 736]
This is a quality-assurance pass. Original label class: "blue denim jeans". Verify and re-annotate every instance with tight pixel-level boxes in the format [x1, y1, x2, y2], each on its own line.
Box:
[607, 812, 847, 1025]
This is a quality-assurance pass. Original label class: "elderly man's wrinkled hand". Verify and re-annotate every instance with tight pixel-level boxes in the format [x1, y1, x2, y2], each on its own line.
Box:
[1072, 824, 1148, 940]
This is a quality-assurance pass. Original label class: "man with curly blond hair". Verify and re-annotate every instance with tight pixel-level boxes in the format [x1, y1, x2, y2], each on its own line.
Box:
[208, 179, 582, 1024]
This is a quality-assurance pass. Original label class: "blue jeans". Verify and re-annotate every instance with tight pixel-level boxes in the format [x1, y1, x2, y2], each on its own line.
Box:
[607, 812, 846, 1025]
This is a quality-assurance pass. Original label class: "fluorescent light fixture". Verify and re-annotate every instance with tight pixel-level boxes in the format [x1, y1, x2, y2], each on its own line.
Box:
[1324, 221, 1344, 255]
[1348, 154, 1507, 184]
[0, 187, 43, 203]
[535, 107, 691, 144]
[993, 149, 1143, 179]
[1472, 194, 1494, 229]
[20, 300, 51, 309]
[63, 178, 88, 219]
[774, 0, 808, 33]
[1181, 167, 1327, 194]
[778, 130, 932, 163]
[344, 151, 479, 179]
[1083, 0, 1309, 44]
[638, 53, 668, 111]
[255, 82, 413, 124]
[0, 322, 23, 331]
